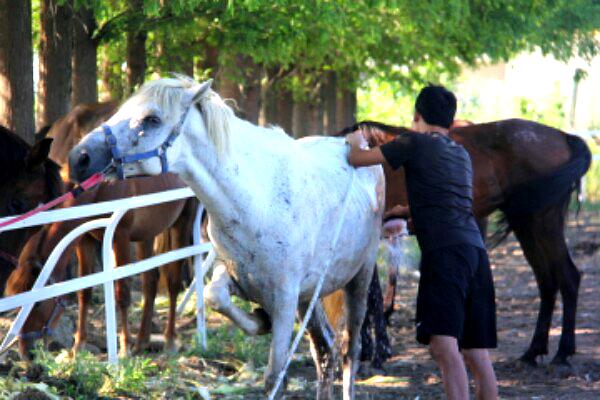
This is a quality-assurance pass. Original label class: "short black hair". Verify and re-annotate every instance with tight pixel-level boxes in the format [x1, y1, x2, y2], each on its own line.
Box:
[415, 85, 457, 128]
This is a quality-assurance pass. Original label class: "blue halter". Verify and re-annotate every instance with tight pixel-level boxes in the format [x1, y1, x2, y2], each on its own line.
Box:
[102, 107, 191, 179]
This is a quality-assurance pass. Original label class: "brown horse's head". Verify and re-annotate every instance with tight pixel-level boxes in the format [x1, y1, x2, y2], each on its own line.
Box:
[5, 228, 69, 359]
[0, 126, 64, 294]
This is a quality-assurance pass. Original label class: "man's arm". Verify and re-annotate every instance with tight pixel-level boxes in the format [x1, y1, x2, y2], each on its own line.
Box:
[346, 131, 386, 167]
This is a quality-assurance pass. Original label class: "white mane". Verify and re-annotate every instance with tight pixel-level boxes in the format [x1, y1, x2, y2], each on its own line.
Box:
[127, 75, 233, 155]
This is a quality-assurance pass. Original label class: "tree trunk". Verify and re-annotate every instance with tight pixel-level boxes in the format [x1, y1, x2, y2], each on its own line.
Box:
[336, 86, 357, 131]
[126, 0, 146, 94]
[72, 6, 97, 105]
[322, 71, 337, 134]
[216, 60, 242, 115]
[37, 0, 73, 129]
[196, 42, 219, 80]
[293, 99, 315, 138]
[240, 56, 262, 125]
[216, 54, 262, 123]
[0, 0, 34, 142]
[274, 85, 294, 134]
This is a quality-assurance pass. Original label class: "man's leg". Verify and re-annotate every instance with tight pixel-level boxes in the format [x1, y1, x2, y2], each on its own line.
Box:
[429, 335, 469, 400]
[463, 348, 498, 400]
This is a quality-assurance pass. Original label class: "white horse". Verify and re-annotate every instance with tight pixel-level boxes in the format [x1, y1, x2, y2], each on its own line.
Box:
[68, 76, 384, 399]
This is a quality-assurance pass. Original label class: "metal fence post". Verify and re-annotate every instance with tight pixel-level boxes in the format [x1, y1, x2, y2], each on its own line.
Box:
[102, 209, 128, 365]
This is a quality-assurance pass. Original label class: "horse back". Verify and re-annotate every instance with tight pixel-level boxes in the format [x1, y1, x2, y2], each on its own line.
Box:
[451, 118, 591, 215]
[47, 102, 118, 166]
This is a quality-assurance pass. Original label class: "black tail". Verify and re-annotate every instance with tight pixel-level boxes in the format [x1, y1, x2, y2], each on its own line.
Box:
[489, 134, 592, 246]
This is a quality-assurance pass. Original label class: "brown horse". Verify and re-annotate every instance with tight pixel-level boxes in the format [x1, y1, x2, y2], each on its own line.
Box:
[337, 119, 591, 366]
[4, 102, 196, 358]
[5, 174, 196, 358]
[0, 126, 63, 294]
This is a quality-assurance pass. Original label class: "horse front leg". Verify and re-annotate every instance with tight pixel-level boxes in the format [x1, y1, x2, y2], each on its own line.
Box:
[134, 240, 157, 354]
[264, 289, 299, 399]
[113, 232, 132, 356]
[343, 262, 374, 400]
[204, 262, 271, 335]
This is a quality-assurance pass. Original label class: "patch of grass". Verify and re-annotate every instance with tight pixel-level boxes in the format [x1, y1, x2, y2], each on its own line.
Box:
[102, 356, 157, 397]
[187, 323, 270, 368]
[34, 347, 105, 399]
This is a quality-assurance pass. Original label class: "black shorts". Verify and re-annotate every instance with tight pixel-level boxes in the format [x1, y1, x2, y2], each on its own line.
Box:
[416, 243, 497, 349]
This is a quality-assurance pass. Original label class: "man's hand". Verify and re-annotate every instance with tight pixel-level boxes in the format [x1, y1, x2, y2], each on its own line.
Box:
[346, 130, 386, 167]
[345, 130, 368, 148]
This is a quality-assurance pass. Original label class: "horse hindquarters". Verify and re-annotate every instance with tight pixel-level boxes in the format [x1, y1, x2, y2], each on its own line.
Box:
[508, 203, 580, 365]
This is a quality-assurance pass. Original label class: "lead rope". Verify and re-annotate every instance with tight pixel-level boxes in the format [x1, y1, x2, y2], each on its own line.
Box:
[0, 171, 106, 231]
[267, 168, 357, 400]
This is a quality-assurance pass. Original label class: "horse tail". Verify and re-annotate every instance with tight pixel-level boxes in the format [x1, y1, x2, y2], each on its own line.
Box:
[489, 134, 592, 246]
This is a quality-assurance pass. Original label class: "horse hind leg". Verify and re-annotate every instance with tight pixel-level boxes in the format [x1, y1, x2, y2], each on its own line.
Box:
[342, 262, 374, 400]
[551, 209, 580, 365]
[299, 301, 336, 399]
[204, 261, 271, 335]
[366, 265, 392, 369]
[510, 210, 562, 366]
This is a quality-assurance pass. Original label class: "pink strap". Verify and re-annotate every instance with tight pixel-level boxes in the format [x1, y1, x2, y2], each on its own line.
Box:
[0, 172, 104, 230]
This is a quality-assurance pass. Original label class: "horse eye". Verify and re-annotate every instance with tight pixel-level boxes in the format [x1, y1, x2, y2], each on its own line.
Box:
[143, 115, 161, 126]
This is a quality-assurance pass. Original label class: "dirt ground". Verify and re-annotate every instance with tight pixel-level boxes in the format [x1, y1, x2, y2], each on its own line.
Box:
[318, 212, 600, 399]
[0, 212, 598, 399]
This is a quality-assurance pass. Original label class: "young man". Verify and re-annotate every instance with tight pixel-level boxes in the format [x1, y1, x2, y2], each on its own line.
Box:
[346, 85, 498, 400]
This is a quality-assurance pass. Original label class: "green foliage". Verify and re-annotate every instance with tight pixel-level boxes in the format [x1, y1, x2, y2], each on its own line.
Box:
[73, 0, 599, 101]
[515, 96, 567, 129]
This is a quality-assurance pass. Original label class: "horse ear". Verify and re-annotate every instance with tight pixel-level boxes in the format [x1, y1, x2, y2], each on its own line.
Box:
[188, 79, 213, 105]
[26, 138, 53, 170]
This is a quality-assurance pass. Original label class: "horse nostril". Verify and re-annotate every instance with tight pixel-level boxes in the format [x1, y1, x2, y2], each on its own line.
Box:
[78, 151, 90, 169]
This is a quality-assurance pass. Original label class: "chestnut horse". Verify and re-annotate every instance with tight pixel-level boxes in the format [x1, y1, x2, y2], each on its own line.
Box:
[339, 119, 591, 366]
[5, 174, 196, 358]
[4, 103, 196, 358]
[0, 126, 63, 294]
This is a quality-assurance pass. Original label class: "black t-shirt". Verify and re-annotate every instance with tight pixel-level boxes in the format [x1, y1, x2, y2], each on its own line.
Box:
[380, 132, 484, 252]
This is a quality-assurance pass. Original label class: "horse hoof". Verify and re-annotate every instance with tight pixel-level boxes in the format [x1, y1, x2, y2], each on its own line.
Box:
[518, 353, 539, 367]
[550, 354, 571, 367]
[251, 308, 272, 335]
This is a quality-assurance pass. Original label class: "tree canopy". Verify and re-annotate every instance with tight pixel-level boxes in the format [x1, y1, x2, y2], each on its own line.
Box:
[68, 0, 599, 98]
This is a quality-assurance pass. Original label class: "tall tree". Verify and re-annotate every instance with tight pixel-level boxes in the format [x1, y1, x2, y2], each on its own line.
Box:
[37, 0, 73, 128]
[125, 0, 147, 94]
[72, 5, 98, 105]
[0, 0, 34, 142]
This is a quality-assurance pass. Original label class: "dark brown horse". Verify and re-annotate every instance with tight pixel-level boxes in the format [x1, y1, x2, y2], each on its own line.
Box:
[338, 119, 591, 366]
[5, 174, 196, 358]
[0, 126, 63, 294]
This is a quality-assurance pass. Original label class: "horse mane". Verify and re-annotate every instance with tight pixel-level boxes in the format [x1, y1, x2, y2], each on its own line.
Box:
[336, 121, 413, 137]
[0, 125, 31, 183]
[130, 75, 233, 155]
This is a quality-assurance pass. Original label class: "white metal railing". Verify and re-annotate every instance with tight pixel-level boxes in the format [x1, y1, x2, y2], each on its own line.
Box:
[0, 187, 212, 365]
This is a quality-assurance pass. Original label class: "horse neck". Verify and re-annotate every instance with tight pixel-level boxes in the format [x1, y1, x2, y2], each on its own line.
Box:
[180, 116, 292, 226]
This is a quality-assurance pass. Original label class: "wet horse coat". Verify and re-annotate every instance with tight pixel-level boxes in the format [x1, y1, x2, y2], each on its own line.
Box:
[69, 76, 384, 399]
